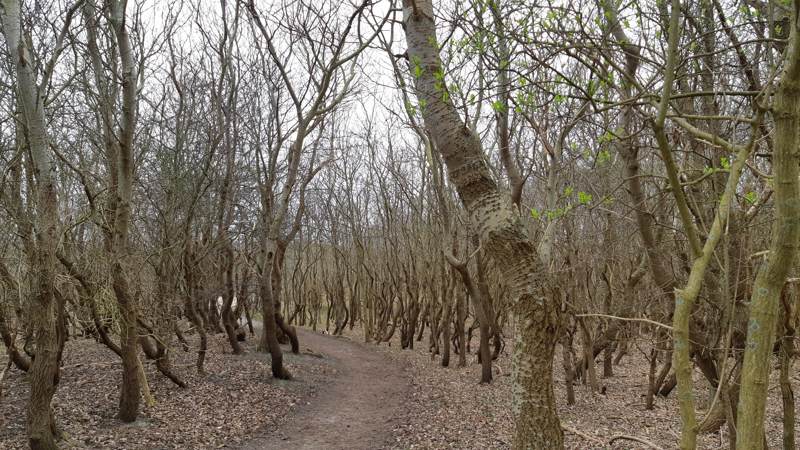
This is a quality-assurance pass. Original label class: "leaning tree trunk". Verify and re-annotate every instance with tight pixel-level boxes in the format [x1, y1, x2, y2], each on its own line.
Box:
[736, 5, 800, 447]
[0, 285, 31, 372]
[402, 1, 562, 447]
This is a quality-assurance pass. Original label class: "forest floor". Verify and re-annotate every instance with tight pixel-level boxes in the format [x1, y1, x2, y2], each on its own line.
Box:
[1, 324, 798, 449]
[239, 327, 408, 449]
[0, 325, 412, 450]
[340, 325, 800, 449]
[0, 327, 319, 449]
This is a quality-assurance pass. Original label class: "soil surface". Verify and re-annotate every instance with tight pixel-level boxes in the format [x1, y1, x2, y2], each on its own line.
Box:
[240, 328, 409, 450]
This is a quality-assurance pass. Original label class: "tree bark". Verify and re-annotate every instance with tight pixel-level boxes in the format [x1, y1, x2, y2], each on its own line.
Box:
[736, 5, 800, 445]
[402, 2, 562, 447]
[221, 246, 243, 354]
[259, 239, 291, 379]
[1, 1, 67, 446]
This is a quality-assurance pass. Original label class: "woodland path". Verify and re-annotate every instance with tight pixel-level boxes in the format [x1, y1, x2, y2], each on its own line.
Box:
[240, 328, 409, 450]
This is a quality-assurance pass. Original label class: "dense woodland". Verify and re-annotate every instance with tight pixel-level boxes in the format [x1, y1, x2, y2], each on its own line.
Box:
[1, 0, 800, 449]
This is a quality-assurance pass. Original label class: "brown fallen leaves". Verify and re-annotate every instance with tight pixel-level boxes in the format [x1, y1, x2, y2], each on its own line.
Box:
[340, 326, 799, 450]
[2, 325, 798, 449]
[0, 331, 305, 450]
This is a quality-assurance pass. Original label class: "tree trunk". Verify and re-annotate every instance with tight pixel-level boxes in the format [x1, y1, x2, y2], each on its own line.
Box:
[259, 239, 291, 379]
[114, 278, 141, 423]
[1, 2, 67, 446]
[221, 246, 243, 354]
[780, 333, 796, 450]
[578, 317, 598, 392]
[456, 288, 467, 368]
[441, 295, 451, 368]
[402, 2, 563, 446]
[446, 254, 493, 382]
[273, 243, 299, 354]
[561, 331, 576, 406]
[0, 300, 31, 372]
[736, 6, 800, 448]
[603, 344, 613, 378]
[183, 243, 208, 373]
[139, 333, 187, 388]
[645, 348, 657, 410]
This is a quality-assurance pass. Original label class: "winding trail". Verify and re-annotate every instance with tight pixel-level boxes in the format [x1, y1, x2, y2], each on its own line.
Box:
[240, 328, 408, 450]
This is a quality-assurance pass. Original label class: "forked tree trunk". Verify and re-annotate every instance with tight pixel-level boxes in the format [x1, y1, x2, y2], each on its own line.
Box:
[84, 0, 144, 422]
[402, 2, 562, 446]
[1, 2, 68, 447]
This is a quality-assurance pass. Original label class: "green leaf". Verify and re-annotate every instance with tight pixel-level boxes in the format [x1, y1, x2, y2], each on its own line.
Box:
[414, 66, 423, 78]
[720, 156, 731, 170]
[530, 208, 540, 219]
[600, 131, 615, 143]
[404, 101, 416, 116]
[587, 79, 598, 97]
[597, 149, 611, 165]
[578, 191, 593, 205]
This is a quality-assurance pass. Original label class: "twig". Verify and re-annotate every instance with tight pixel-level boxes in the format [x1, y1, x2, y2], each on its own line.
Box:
[608, 434, 665, 450]
[561, 423, 605, 445]
[575, 313, 674, 331]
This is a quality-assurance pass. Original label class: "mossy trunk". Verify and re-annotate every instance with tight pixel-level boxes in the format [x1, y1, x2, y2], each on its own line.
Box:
[736, 5, 800, 446]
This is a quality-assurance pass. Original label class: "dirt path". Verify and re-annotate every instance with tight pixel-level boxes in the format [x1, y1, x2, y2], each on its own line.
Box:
[240, 328, 408, 450]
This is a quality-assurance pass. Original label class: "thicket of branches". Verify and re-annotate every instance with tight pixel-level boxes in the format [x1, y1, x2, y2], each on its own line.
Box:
[1, 0, 799, 449]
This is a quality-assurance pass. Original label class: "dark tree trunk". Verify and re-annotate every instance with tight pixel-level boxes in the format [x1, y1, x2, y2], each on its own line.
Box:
[259, 240, 291, 380]
[221, 246, 243, 355]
